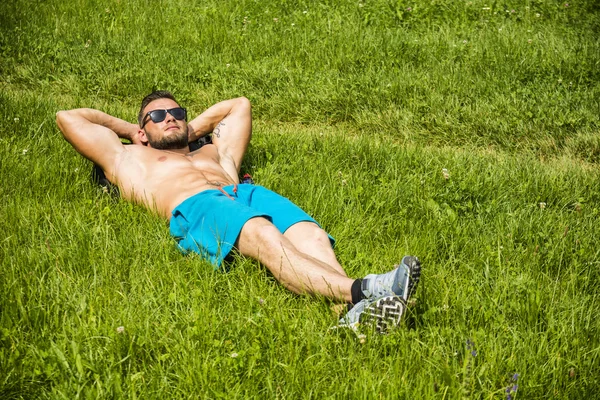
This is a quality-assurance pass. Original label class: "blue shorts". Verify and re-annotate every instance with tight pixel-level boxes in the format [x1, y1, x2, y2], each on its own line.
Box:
[169, 184, 335, 268]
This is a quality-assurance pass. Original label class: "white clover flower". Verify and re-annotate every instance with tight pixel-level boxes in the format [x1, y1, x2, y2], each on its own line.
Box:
[230, 352, 238, 358]
[22, 149, 28, 155]
[116, 326, 125, 333]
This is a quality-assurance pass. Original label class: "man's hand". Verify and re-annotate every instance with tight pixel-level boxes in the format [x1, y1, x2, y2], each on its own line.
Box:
[128, 126, 143, 145]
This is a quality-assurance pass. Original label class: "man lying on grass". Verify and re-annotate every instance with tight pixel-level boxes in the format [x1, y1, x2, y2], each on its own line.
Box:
[56, 90, 421, 333]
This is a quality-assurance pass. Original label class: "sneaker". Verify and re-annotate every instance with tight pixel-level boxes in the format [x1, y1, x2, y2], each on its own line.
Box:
[336, 294, 406, 334]
[361, 255, 421, 302]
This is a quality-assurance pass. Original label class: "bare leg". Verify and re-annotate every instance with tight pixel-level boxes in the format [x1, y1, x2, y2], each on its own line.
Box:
[283, 221, 347, 277]
[236, 217, 354, 302]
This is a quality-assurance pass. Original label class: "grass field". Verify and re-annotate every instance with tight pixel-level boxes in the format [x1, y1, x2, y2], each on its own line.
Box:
[1, 0, 599, 398]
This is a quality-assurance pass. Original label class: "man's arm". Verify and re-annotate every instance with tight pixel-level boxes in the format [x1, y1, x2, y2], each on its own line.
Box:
[56, 109, 139, 177]
[187, 97, 252, 174]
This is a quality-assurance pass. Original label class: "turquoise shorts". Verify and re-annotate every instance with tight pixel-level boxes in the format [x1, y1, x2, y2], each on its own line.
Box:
[169, 184, 335, 268]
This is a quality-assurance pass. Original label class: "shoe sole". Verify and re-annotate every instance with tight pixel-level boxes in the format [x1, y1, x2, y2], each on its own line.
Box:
[359, 295, 405, 334]
[402, 256, 422, 302]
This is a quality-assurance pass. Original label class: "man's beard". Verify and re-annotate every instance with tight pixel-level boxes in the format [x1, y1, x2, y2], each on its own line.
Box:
[146, 130, 189, 150]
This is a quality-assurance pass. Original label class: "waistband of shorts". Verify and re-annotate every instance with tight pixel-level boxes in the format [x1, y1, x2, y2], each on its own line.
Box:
[171, 184, 244, 216]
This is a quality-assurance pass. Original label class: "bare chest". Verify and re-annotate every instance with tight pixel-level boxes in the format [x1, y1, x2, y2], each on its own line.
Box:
[143, 145, 221, 173]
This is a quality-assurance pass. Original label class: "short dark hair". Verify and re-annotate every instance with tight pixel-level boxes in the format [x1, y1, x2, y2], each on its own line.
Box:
[138, 90, 179, 127]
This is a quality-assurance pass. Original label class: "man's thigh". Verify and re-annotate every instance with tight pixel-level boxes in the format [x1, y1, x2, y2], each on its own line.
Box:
[170, 188, 267, 267]
[240, 185, 330, 239]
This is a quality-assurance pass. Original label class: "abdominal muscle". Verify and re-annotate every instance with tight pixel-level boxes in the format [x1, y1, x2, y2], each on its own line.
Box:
[114, 145, 238, 219]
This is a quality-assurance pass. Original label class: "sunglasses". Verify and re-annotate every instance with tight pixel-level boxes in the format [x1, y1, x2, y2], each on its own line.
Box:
[141, 107, 187, 128]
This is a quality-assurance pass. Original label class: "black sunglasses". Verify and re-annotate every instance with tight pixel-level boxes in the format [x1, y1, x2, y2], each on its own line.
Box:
[141, 107, 187, 128]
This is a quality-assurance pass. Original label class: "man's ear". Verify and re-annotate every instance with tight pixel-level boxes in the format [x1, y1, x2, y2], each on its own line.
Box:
[137, 128, 150, 146]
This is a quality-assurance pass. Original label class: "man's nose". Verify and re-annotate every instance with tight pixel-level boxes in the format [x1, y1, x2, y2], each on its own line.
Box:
[165, 111, 176, 123]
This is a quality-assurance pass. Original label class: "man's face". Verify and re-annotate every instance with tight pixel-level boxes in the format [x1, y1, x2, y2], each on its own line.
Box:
[140, 98, 189, 150]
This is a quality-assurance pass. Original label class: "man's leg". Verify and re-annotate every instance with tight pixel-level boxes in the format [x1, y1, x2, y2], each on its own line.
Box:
[283, 221, 347, 277]
[236, 217, 354, 302]
[281, 221, 421, 303]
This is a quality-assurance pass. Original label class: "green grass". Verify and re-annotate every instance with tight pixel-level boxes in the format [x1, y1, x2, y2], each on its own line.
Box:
[1, 0, 599, 398]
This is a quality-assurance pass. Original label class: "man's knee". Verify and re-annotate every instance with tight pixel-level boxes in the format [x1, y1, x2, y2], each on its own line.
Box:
[306, 226, 331, 247]
[286, 222, 332, 249]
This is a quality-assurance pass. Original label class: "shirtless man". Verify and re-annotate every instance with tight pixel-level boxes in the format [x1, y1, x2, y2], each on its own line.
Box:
[56, 90, 421, 333]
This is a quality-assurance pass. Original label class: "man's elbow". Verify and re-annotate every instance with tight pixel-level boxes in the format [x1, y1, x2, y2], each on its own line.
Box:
[55, 110, 69, 133]
[56, 109, 78, 122]
[235, 97, 251, 110]
[55, 110, 80, 139]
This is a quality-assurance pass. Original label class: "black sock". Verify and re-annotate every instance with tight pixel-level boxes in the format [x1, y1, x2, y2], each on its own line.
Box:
[350, 279, 365, 305]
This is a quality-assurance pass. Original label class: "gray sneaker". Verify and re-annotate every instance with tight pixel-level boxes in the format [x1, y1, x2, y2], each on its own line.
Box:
[362, 256, 421, 301]
[336, 294, 406, 334]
